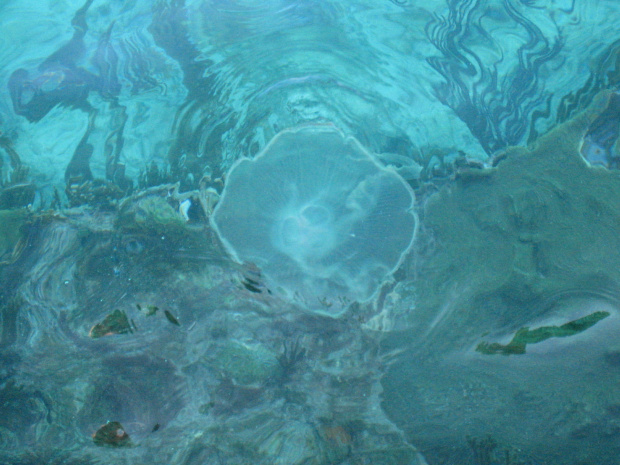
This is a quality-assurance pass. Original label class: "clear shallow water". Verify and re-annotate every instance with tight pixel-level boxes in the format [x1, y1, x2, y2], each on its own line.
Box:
[1, 0, 620, 464]
[5, 0, 619, 196]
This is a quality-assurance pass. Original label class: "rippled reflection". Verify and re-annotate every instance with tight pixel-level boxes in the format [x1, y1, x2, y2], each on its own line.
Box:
[2, 0, 620, 464]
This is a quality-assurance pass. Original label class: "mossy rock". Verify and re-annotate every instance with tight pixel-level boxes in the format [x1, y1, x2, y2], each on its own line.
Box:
[211, 341, 281, 386]
[116, 195, 187, 235]
[408, 90, 620, 344]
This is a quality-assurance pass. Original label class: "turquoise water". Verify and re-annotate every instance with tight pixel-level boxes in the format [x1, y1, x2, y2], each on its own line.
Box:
[1, 0, 620, 464]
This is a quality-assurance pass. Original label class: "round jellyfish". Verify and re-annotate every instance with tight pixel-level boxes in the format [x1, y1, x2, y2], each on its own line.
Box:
[211, 124, 417, 316]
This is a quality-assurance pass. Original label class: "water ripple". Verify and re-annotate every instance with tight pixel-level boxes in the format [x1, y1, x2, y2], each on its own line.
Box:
[426, 0, 563, 154]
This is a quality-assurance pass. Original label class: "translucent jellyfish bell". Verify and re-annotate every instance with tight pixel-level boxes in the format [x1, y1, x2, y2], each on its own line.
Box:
[211, 124, 417, 316]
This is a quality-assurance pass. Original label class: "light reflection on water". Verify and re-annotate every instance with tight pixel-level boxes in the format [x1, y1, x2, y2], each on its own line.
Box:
[1, 0, 620, 464]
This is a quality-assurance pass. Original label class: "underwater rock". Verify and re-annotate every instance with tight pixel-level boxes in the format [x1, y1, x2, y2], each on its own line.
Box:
[116, 184, 207, 235]
[257, 420, 323, 464]
[382, 90, 620, 465]
[117, 190, 185, 233]
[211, 124, 417, 316]
[79, 354, 185, 445]
[92, 421, 132, 448]
[211, 340, 281, 386]
[0, 199, 425, 464]
[0, 382, 51, 446]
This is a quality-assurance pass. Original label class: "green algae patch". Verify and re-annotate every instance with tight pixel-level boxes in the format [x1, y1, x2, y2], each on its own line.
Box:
[476, 310, 610, 355]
